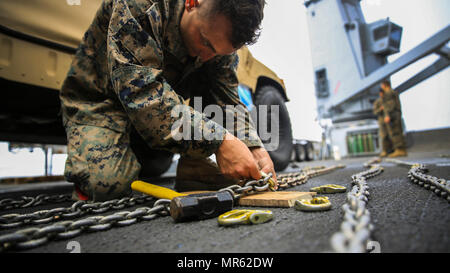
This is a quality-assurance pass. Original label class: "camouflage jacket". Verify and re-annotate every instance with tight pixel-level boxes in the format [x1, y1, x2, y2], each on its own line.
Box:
[373, 97, 384, 117]
[380, 88, 402, 118]
[60, 0, 263, 158]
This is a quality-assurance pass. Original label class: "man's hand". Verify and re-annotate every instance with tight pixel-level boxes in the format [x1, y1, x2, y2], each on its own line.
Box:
[215, 133, 261, 181]
[250, 147, 278, 190]
[384, 115, 390, 124]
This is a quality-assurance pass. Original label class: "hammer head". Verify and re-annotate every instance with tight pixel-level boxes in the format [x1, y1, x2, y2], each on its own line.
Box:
[170, 191, 234, 222]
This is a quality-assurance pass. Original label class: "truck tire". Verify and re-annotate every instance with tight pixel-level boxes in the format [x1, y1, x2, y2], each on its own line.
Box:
[290, 147, 297, 162]
[254, 85, 293, 171]
[294, 143, 306, 162]
[303, 142, 314, 161]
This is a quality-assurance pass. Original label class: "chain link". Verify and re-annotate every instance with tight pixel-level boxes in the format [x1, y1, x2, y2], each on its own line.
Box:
[0, 195, 155, 229]
[277, 164, 345, 189]
[386, 158, 450, 202]
[0, 164, 346, 252]
[330, 160, 383, 253]
[219, 165, 346, 200]
[0, 199, 171, 252]
[0, 194, 73, 211]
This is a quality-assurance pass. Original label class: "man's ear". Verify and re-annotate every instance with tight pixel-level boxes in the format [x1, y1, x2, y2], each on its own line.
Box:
[185, 0, 199, 11]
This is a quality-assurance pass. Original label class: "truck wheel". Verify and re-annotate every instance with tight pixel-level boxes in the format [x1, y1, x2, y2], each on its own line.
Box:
[254, 85, 293, 171]
[303, 142, 314, 161]
[290, 147, 297, 162]
[295, 143, 306, 162]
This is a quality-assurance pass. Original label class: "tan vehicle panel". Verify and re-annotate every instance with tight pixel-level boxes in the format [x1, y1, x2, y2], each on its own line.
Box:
[236, 46, 287, 99]
[0, 0, 99, 49]
[0, 0, 287, 100]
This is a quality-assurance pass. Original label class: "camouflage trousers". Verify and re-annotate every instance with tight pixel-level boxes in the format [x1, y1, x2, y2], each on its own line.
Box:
[378, 117, 392, 153]
[64, 121, 141, 201]
[64, 121, 237, 202]
[378, 113, 406, 152]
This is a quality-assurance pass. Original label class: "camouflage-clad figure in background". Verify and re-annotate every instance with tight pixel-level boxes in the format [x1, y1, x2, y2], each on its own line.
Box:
[373, 97, 392, 156]
[373, 80, 407, 158]
[60, 0, 274, 201]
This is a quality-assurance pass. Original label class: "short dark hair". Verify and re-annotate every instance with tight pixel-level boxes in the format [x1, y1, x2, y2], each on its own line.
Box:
[381, 80, 391, 87]
[203, 0, 266, 48]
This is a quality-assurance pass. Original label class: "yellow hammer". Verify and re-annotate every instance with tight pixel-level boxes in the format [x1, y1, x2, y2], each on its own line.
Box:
[131, 180, 187, 200]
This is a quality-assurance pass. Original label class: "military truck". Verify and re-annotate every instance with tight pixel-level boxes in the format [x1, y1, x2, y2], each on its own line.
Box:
[0, 0, 293, 175]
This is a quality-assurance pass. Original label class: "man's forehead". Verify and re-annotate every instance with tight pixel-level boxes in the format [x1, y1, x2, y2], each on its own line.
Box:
[201, 14, 235, 55]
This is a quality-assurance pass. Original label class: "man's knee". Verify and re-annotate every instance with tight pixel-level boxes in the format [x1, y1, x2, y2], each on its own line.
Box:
[66, 151, 141, 201]
[88, 170, 139, 201]
[64, 123, 141, 201]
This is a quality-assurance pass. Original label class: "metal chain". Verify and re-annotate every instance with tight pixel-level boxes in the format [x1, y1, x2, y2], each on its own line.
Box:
[0, 164, 346, 252]
[0, 195, 155, 229]
[330, 160, 384, 253]
[0, 173, 276, 251]
[0, 173, 277, 251]
[0, 199, 171, 252]
[220, 164, 346, 199]
[386, 158, 450, 202]
[0, 194, 73, 211]
[277, 164, 345, 189]
[218, 177, 271, 201]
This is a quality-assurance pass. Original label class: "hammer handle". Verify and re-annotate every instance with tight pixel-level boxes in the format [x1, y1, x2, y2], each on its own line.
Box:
[131, 181, 187, 200]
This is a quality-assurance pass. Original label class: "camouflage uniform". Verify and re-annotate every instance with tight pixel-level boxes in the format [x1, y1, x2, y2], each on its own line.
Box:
[373, 98, 392, 154]
[60, 0, 263, 201]
[374, 88, 406, 154]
